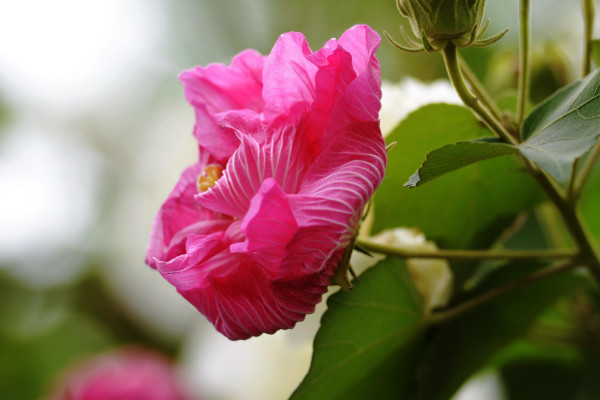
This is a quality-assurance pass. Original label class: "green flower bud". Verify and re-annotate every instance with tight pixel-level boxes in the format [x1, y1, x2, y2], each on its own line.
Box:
[385, 0, 506, 53]
[398, 0, 485, 49]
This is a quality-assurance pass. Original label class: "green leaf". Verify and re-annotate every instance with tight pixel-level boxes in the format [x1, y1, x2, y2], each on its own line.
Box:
[497, 335, 600, 400]
[502, 359, 588, 400]
[291, 258, 424, 400]
[417, 263, 585, 400]
[405, 138, 518, 187]
[374, 104, 542, 250]
[519, 68, 600, 184]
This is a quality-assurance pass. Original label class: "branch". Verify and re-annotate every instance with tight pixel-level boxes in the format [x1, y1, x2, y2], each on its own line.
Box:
[355, 238, 577, 261]
[517, 0, 531, 126]
[427, 259, 579, 326]
[582, 0, 595, 76]
[442, 43, 518, 145]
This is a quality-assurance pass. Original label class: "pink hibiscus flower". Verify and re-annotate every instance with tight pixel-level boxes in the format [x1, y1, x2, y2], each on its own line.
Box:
[48, 347, 189, 400]
[146, 25, 387, 340]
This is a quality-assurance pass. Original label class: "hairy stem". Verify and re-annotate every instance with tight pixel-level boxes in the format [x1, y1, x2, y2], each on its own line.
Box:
[524, 161, 600, 287]
[583, 0, 595, 76]
[459, 58, 503, 124]
[354, 239, 576, 261]
[442, 43, 518, 145]
[517, 0, 530, 127]
[443, 43, 600, 288]
[427, 259, 579, 326]
[572, 140, 600, 203]
[567, 158, 581, 202]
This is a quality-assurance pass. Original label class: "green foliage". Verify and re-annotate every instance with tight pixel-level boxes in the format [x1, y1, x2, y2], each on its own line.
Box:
[0, 275, 113, 399]
[416, 263, 585, 400]
[502, 359, 588, 400]
[290, 258, 424, 400]
[0, 315, 112, 398]
[519, 68, 600, 184]
[0, 273, 174, 399]
[373, 104, 542, 249]
[405, 138, 518, 187]
[495, 294, 600, 399]
[581, 158, 600, 245]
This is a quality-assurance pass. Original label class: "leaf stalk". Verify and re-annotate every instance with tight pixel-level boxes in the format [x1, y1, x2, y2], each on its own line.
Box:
[442, 43, 518, 145]
[517, 0, 530, 127]
[427, 259, 579, 326]
[583, 0, 595, 77]
[443, 42, 600, 290]
[354, 239, 576, 261]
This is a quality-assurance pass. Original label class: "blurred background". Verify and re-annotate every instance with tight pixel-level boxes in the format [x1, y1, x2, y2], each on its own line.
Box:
[0, 0, 594, 399]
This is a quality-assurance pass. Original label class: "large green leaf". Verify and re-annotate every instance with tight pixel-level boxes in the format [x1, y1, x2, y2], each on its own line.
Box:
[416, 263, 585, 400]
[502, 359, 588, 400]
[519, 68, 600, 184]
[374, 104, 542, 249]
[495, 331, 600, 399]
[290, 258, 424, 400]
[405, 138, 518, 187]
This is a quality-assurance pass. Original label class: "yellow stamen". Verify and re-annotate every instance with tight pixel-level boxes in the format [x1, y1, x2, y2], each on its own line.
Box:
[197, 164, 224, 192]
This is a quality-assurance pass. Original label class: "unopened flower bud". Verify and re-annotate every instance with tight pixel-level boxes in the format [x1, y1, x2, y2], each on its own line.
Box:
[398, 0, 484, 48]
[386, 0, 506, 53]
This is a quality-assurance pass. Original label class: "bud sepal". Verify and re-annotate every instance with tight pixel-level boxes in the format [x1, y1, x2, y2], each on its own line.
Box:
[386, 0, 507, 52]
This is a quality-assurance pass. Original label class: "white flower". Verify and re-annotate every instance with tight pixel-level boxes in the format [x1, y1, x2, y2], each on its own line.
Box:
[352, 228, 453, 313]
[380, 78, 460, 137]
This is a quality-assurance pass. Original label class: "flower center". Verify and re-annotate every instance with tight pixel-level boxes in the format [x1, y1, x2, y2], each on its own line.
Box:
[197, 164, 224, 192]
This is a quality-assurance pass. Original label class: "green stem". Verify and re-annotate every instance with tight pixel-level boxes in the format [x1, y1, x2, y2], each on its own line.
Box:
[567, 159, 581, 202]
[535, 204, 570, 248]
[443, 42, 600, 289]
[517, 0, 530, 127]
[442, 43, 518, 145]
[583, 0, 595, 77]
[459, 58, 503, 124]
[443, 37, 600, 289]
[572, 140, 600, 203]
[427, 259, 579, 326]
[524, 161, 600, 287]
[354, 238, 576, 261]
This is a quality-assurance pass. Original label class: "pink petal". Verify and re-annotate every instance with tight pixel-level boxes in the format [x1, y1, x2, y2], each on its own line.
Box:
[51, 347, 187, 400]
[191, 107, 239, 161]
[308, 45, 356, 140]
[282, 121, 386, 274]
[230, 178, 298, 273]
[323, 27, 382, 140]
[157, 231, 233, 289]
[157, 222, 333, 340]
[262, 32, 318, 121]
[180, 50, 265, 160]
[171, 255, 333, 340]
[195, 115, 317, 217]
[146, 160, 231, 268]
[338, 24, 382, 76]
[180, 49, 264, 114]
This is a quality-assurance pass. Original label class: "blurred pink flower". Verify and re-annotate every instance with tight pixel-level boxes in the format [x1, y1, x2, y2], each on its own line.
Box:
[146, 25, 387, 340]
[49, 347, 189, 400]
